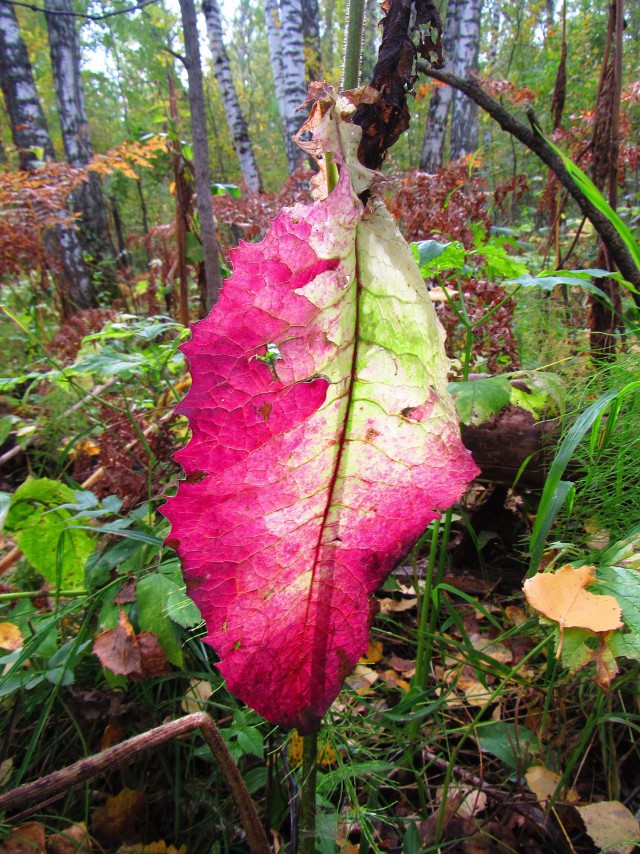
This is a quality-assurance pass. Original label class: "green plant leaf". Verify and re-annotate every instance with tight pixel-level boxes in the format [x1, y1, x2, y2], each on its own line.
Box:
[448, 376, 512, 425]
[136, 573, 184, 668]
[474, 721, 539, 772]
[5, 478, 94, 587]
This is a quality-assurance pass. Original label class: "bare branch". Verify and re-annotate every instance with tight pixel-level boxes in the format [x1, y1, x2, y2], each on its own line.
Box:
[416, 61, 640, 300]
[3, 0, 159, 22]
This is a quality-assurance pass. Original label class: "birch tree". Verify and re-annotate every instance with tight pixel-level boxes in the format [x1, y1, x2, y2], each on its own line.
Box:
[202, 0, 262, 192]
[0, 0, 96, 311]
[419, 0, 461, 172]
[44, 0, 115, 282]
[449, 0, 482, 160]
[264, 0, 306, 173]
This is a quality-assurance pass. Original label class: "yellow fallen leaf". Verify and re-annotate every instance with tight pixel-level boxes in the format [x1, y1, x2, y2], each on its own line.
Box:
[523, 565, 623, 632]
[577, 801, 640, 854]
[0, 757, 13, 787]
[525, 765, 579, 804]
[287, 731, 337, 766]
[0, 622, 23, 651]
[358, 639, 383, 664]
[345, 664, 379, 694]
[181, 678, 212, 713]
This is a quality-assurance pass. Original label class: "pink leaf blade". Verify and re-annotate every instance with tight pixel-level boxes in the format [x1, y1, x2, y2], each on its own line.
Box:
[162, 91, 478, 733]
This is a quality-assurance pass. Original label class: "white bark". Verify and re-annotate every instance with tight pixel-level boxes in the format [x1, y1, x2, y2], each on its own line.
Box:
[419, 0, 461, 172]
[264, 0, 306, 173]
[45, 0, 115, 281]
[0, 0, 95, 309]
[44, 0, 90, 168]
[449, 0, 483, 161]
[0, 0, 55, 169]
[202, 0, 262, 191]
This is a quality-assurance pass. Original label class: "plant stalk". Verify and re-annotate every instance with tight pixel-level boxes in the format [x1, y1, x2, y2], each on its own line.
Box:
[342, 0, 366, 89]
[299, 731, 318, 854]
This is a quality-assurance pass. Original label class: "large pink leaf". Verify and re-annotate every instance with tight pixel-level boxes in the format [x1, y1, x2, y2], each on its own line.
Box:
[162, 88, 479, 733]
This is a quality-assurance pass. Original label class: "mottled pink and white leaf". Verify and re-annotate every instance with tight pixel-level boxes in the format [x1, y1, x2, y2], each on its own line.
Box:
[162, 87, 478, 733]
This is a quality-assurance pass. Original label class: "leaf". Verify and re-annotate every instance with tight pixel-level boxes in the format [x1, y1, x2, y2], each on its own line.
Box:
[0, 822, 46, 853]
[577, 801, 640, 854]
[448, 376, 512, 425]
[93, 611, 143, 678]
[91, 789, 147, 846]
[161, 87, 478, 733]
[47, 822, 92, 854]
[525, 765, 578, 804]
[0, 622, 23, 651]
[474, 721, 539, 772]
[4, 478, 94, 587]
[524, 565, 624, 632]
[135, 574, 184, 668]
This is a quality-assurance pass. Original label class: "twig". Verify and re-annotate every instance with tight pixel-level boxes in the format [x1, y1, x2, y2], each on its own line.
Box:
[421, 748, 566, 849]
[3, 0, 159, 22]
[414, 62, 640, 302]
[0, 378, 117, 467]
[0, 712, 271, 854]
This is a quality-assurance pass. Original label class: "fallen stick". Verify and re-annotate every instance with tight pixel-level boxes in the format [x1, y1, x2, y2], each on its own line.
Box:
[0, 712, 271, 854]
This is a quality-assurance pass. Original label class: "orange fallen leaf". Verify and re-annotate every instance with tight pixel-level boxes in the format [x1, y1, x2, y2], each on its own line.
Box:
[523, 565, 623, 633]
[0, 822, 46, 853]
[359, 638, 383, 664]
[47, 821, 92, 853]
[91, 788, 147, 845]
[0, 622, 23, 651]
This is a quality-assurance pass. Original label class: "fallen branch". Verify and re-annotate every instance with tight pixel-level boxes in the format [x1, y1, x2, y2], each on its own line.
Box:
[0, 712, 271, 854]
[415, 63, 640, 304]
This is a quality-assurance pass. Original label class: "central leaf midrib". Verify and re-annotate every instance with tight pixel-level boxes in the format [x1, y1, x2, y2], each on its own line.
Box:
[304, 232, 363, 624]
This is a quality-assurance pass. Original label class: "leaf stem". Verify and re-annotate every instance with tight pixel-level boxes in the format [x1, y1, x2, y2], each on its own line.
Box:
[299, 731, 318, 854]
[342, 0, 366, 89]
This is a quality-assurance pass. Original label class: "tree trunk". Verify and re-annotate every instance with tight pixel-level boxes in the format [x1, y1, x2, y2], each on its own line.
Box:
[0, 0, 55, 170]
[179, 0, 222, 311]
[0, 0, 96, 312]
[264, 0, 306, 173]
[44, 0, 115, 289]
[419, 0, 461, 172]
[301, 0, 321, 82]
[202, 0, 262, 192]
[449, 0, 482, 161]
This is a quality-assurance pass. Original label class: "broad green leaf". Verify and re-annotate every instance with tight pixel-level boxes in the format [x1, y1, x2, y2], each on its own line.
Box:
[136, 573, 184, 667]
[5, 478, 94, 587]
[448, 376, 512, 425]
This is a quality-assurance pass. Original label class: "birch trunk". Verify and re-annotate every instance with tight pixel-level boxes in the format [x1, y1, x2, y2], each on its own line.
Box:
[179, 0, 222, 310]
[44, 0, 115, 284]
[0, 0, 55, 170]
[264, 0, 306, 173]
[0, 0, 95, 311]
[202, 0, 262, 192]
[419, 0, 461, 172]
[449, 0, 482, 161]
